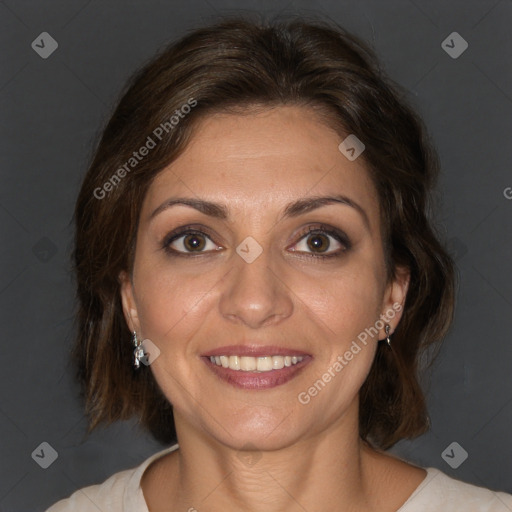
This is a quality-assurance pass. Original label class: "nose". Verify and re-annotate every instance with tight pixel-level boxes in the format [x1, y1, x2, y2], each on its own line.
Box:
[219, 243, 294, 329]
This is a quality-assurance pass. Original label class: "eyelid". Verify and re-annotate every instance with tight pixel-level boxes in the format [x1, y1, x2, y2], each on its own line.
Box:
[162, 223, 351, 257]
[288, 225, 351, 255]
[162, 225, 220, 254]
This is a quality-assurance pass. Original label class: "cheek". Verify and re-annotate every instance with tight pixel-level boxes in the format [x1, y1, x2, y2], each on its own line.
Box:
[132, 264, 219, 411]
[295, 272, 381, 418]
[297, 260, 384, 341]
[292, 256, 383, 387]
[132, 257, 222, 351]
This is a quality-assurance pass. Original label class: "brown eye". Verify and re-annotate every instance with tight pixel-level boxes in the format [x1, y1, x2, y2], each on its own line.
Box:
[164, 229, 219, 255]
[182, 233, 207, 252]
[306, 233, 331, 253]
[289, 225, 351, 259]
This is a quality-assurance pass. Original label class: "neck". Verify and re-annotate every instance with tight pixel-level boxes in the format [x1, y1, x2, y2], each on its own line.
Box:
[164, 410, 382, 512]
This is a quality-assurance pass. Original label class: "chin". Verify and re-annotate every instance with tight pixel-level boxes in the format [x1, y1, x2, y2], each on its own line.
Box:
[209, 409, 305, 452]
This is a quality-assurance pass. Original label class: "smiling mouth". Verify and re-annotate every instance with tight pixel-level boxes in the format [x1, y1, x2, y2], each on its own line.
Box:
[202, 354, 312, 390]
[208, 354, 305, 372]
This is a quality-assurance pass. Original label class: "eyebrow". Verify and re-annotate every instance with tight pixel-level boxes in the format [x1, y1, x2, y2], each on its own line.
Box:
[149, 194, 370, 230]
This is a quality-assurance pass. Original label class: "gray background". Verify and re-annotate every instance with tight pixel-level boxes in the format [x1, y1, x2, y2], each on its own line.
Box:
[1, 0, 511, 510]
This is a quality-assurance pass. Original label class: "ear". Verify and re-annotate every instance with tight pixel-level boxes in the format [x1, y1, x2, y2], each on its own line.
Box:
[378, 265, 410, 339]
[119, 270, 141, 334]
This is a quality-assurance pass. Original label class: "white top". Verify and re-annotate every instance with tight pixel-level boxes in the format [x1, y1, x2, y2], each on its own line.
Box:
[46, 443, 512, 511]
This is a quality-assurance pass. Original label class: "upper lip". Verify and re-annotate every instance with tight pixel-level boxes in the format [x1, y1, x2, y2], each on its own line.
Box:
[202, 345, 311, 358]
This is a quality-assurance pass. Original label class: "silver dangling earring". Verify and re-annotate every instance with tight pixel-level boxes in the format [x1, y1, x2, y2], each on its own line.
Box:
[133, 331, 144, 369]
[385, 324, 392, 347]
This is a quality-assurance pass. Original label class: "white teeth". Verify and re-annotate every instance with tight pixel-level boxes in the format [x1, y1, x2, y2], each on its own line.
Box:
[229, 355, 240, 370]
[209, 355, 304, 372]
[272, 355, 284, 370]
[256, 356, 273, 372]
[240, 356, 257, 371]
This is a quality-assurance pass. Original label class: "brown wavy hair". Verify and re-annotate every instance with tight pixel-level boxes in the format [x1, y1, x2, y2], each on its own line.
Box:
[71, 14, 456, 450]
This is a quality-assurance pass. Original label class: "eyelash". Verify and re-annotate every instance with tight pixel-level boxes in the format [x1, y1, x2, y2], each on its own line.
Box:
[162, 224, 351, 260]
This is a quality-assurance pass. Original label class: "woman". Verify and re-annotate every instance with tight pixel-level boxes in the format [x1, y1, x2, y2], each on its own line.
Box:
[46, 15, 512, 511]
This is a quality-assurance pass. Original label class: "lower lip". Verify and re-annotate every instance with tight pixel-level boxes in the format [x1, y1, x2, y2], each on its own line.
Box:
[202, 356, 312, 390]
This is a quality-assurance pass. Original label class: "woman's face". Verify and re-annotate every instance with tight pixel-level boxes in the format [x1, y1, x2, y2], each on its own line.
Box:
[120, 105, 408, 450]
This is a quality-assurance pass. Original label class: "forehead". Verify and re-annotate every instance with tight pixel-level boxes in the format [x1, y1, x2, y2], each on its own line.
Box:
[142, 106, 379, 227]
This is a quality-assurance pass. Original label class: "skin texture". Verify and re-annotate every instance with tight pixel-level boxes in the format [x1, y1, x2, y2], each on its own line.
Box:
[119, 106, 426, 511]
